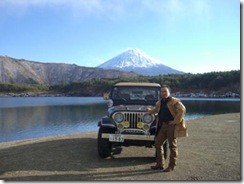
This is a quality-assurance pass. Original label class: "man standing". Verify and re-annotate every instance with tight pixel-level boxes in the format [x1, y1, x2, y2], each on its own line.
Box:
[147, 85, 187, 172]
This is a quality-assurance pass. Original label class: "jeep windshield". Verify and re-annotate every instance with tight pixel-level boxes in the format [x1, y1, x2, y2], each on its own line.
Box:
[111, 85, 160, 106]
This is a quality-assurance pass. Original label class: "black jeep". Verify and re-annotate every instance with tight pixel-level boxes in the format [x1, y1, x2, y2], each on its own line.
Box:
[97, 82, 168, 158]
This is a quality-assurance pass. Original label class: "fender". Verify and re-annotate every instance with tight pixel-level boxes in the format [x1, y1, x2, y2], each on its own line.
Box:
[98, 116, 116, 128]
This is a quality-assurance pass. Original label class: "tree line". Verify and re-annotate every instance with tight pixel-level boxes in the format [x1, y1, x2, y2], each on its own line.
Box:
[0, 70, 240, 96]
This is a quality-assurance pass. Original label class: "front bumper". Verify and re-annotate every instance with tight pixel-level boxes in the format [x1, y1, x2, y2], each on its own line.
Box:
[102, 133, 155, 141]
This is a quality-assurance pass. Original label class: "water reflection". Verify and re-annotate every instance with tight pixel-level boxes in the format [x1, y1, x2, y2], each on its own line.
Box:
[0, 104, 107, 142]
[0, 97, 240, 143]
[181, 100, 240, 121]
[183, 100, 239, 114]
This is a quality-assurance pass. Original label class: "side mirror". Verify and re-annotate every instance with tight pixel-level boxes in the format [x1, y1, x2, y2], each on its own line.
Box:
[103, 93, 110, 100]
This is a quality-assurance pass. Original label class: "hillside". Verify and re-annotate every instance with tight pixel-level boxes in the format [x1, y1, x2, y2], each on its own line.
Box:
[0, 55, 138, 84]
[0, 70, 240, 97]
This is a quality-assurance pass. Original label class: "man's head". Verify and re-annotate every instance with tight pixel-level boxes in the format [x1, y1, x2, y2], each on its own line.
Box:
[160, 85, 171, 99]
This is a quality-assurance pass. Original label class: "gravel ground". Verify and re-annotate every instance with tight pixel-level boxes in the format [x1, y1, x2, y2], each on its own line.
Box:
[0, 113, 241, 181]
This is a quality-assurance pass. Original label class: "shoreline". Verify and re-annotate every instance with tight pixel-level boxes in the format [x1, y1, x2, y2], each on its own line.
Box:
[0, 113, 241, 181]
[0, 91, 240, 98]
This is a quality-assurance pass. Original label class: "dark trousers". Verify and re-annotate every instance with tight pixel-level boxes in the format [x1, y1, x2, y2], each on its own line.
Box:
[155, 123, 178, 167]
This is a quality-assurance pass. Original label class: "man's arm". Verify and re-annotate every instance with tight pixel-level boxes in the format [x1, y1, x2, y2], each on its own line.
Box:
[169, 101, 186, 125]
[147, 100, 160, 114]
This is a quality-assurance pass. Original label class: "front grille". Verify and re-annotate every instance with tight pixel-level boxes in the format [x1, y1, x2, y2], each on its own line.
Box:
[124, 112, 144, 129]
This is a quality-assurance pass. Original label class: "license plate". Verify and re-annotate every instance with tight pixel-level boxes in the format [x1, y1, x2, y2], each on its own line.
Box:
[109, 134, 124, 142]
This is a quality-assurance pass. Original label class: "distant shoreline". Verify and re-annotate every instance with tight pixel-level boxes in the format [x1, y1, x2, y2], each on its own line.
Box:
[0, 91, 240, 98]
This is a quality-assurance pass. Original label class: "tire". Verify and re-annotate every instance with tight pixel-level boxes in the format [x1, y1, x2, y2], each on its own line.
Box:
[97, 127, 112, 158]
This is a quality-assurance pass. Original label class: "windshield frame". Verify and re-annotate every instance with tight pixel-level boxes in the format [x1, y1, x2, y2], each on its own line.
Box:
[110, 86, 161, 106]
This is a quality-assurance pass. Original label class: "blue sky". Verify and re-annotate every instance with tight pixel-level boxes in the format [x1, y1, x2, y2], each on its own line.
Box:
[0, 0, 240, 74]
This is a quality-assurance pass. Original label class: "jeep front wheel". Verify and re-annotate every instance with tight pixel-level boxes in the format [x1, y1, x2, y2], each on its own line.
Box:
[97, 128, 112, 158]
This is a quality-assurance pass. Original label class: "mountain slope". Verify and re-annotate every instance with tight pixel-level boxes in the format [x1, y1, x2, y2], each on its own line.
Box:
[98, 48, 184, 76]
[0, 56, 138, 84]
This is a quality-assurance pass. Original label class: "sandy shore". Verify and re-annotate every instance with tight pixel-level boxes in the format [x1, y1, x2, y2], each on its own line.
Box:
[0, 113, 240, 181]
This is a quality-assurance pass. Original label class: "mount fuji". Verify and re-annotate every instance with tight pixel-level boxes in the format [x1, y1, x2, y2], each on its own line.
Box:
[98, 48, 184, 76]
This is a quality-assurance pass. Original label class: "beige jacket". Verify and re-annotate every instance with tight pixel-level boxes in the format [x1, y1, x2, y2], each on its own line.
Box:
[148, 96, 188, 137]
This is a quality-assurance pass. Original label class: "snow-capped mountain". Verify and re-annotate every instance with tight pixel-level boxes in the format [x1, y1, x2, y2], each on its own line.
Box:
[98, 48, 184, 76]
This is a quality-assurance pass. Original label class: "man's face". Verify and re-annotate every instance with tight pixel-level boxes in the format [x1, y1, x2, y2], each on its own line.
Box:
[160, 87, 170, 99]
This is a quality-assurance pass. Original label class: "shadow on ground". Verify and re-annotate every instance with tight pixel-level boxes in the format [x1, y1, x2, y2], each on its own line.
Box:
[0, 137, 156, 181]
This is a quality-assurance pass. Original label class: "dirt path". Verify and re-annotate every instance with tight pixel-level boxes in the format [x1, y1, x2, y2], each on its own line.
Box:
[0, 113, 240, 181]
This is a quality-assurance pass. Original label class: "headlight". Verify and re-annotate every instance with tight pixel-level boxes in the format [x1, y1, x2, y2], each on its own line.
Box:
[113, 112, 124, 123]
[143, 114, 153, 123]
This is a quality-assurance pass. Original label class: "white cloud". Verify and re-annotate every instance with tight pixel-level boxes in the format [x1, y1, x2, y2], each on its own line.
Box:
[0, 0, 129, 19]
[0, 0, 50, 8]
[0, 0, 211, 18]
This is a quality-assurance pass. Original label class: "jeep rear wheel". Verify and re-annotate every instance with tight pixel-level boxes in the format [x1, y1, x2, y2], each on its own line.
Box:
[97, 128, 112, 158]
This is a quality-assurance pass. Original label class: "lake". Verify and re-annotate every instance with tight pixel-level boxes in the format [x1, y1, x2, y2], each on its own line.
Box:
[0, 97, 240, 143]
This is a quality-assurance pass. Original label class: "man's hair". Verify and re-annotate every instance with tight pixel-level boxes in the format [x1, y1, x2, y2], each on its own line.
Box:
[161, 85, 171, 92]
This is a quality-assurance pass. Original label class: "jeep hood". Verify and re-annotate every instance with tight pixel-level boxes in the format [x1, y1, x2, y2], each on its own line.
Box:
[108, 105, 150, 113]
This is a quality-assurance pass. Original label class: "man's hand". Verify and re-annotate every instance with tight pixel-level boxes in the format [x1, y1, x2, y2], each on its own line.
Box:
[169, 121, 176, 125]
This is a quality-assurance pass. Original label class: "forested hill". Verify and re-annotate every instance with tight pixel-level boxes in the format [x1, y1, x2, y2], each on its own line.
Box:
[0, 70, 240, 98]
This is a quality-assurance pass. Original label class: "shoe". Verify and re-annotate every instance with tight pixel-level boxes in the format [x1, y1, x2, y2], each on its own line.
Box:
[163, 166, 174, 172]
[151, 165, 164, 170]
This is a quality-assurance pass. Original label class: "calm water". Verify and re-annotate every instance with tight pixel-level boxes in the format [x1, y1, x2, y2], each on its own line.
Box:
[0, 97, 240, 143]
